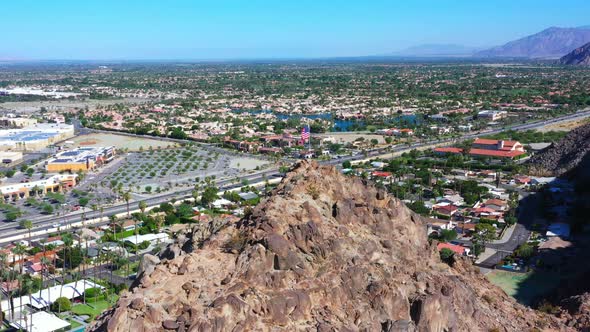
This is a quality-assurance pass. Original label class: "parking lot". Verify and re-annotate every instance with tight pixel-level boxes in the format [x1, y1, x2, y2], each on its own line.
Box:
[104, 145, 269, 194]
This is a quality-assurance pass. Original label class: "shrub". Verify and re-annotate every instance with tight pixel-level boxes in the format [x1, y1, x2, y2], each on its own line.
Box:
[482, 294, 494, 304]
[439, 248, 455, 266]
[84, 287, 102, 298]
[51, 297, 72, 312]
[306, 185, 320, 200]
[537, 300, 560, 314]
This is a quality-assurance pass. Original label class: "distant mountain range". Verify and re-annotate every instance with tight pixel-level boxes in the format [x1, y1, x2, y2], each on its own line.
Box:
[475, 26, 590, 59]
[389, 44, 481, 57]
[559, 42, 590, 65]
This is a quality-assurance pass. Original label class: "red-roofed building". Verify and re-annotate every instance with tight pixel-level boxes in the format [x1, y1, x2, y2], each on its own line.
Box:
[473, 138, 524, 153]
[468, 148, 525, 159]
[434, 147, 463, 155]
[483, 199, 508, 211]
[437, 242, 469, 256]
[372, 171, 393, 179]
[437, 138, 526, 159]
[433, 204, 458, 217]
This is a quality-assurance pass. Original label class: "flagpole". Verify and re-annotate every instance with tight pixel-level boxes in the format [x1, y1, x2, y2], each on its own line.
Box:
[307, 125, 311, 151]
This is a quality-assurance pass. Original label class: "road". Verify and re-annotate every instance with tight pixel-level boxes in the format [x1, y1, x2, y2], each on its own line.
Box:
[1, 108, 589, 246]
[474, 191, 537, 268]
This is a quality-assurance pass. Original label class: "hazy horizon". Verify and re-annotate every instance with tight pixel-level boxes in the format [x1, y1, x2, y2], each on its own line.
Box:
[1, 0, 589, 61]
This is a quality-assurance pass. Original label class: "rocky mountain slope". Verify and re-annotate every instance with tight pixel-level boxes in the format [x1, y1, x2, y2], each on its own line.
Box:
[559, 42, 590, 65]
[90, 162, 569, 332]
[476, 26, 590, 58]
[528, 122, 590, 176]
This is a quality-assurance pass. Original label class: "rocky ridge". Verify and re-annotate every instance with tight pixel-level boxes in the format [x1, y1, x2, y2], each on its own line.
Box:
[90, 161, 568, 331]
[476, 26, 590, 58]
[559, 42, 590, 66]
[528, 122, 590, 176]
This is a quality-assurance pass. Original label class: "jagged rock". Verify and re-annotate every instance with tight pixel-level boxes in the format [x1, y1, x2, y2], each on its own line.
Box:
[560, 42, 590, 66]
[89, 161, 570, 332]
[137, 254, 160, 279]
[528, 123, 590, 176]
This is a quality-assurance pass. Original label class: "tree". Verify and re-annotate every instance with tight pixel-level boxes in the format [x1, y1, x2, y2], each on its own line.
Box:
[19, 220, 33, 245]
[51, 297, 71, 312]
[109, 215, 118, 240]
[169, 127, 188, 140]
[23, 277, 34, 330]
[0, 253, 7, 319]
[138, 201, 147, 215]
[342, 160, 352, 169]
[384, 136, 393, 144]
[439, 229, 458, 242]
[122, 191, 132, 217]
[515, 243, 534, 259]
[201, 186, 219, 208]
[12, 244, 27, 274]
[408, 201, 429, 215]
[472, 223, 496, 257]
[78, 197, 89, 207]
[439, 248, 455, 266]
[40, 256, 52, 312]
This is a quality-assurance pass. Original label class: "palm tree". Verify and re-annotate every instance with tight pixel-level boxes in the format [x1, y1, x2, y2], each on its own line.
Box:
[109, 215, 118, 240]
[40, 256, 52, 312]
[59, 233, 73, 308]
[91, 203, 98, 220]
[79, 232, 91, 304]
[116, 218, 126, 241]
[19, 219, 33, 246]
[23, 277, 34, 331]
[99, 205, 104, 223]
[2, 259, 16, 322]
[155, 214, 164, 234]
[138, 201, 147, 215]
[13, 274, 26, 331]
[12, 244, 27, 275]
[132, 213, 140, 253]
[0, 253, 6, 320]
[191, 187, 200, 203]
[122, 191, 132, 217]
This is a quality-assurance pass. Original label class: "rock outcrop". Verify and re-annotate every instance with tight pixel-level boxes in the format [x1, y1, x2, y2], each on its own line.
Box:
[90, 161, 569, 332]
[559, 42, 590, 66]
[528, 123, 590, 176]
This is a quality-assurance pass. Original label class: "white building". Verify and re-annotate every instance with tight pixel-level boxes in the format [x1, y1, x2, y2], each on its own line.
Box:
[122, 233, 169, 246]
[477, 110, 507, 121]
[0, 173, 78, 201]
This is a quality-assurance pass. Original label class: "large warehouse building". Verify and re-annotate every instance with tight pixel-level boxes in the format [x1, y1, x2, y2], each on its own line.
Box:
[46, 146, 116, 172]
[0, 123, 75, 151]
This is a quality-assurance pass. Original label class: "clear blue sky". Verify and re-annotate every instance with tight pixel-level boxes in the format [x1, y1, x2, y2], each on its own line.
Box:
[1, 0, 589, 60]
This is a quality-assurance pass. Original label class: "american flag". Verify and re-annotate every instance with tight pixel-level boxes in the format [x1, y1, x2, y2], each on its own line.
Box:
[301, 125, 310, 141]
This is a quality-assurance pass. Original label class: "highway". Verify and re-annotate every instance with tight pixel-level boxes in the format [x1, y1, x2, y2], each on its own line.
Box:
[1, 108, 589, 246]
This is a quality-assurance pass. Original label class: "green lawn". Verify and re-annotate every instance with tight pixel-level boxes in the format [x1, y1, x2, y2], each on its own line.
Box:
[71, 298, 117, 320]
[487, 270, 560, 306]
[114, 261, 139, 277]
[62, 317, 83, 329]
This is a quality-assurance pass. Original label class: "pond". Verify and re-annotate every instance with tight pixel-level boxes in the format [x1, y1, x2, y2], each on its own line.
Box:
[232, 109, 422, 131]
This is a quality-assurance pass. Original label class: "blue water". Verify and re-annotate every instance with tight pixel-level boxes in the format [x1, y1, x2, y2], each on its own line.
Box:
[231, 109, 421, 131]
